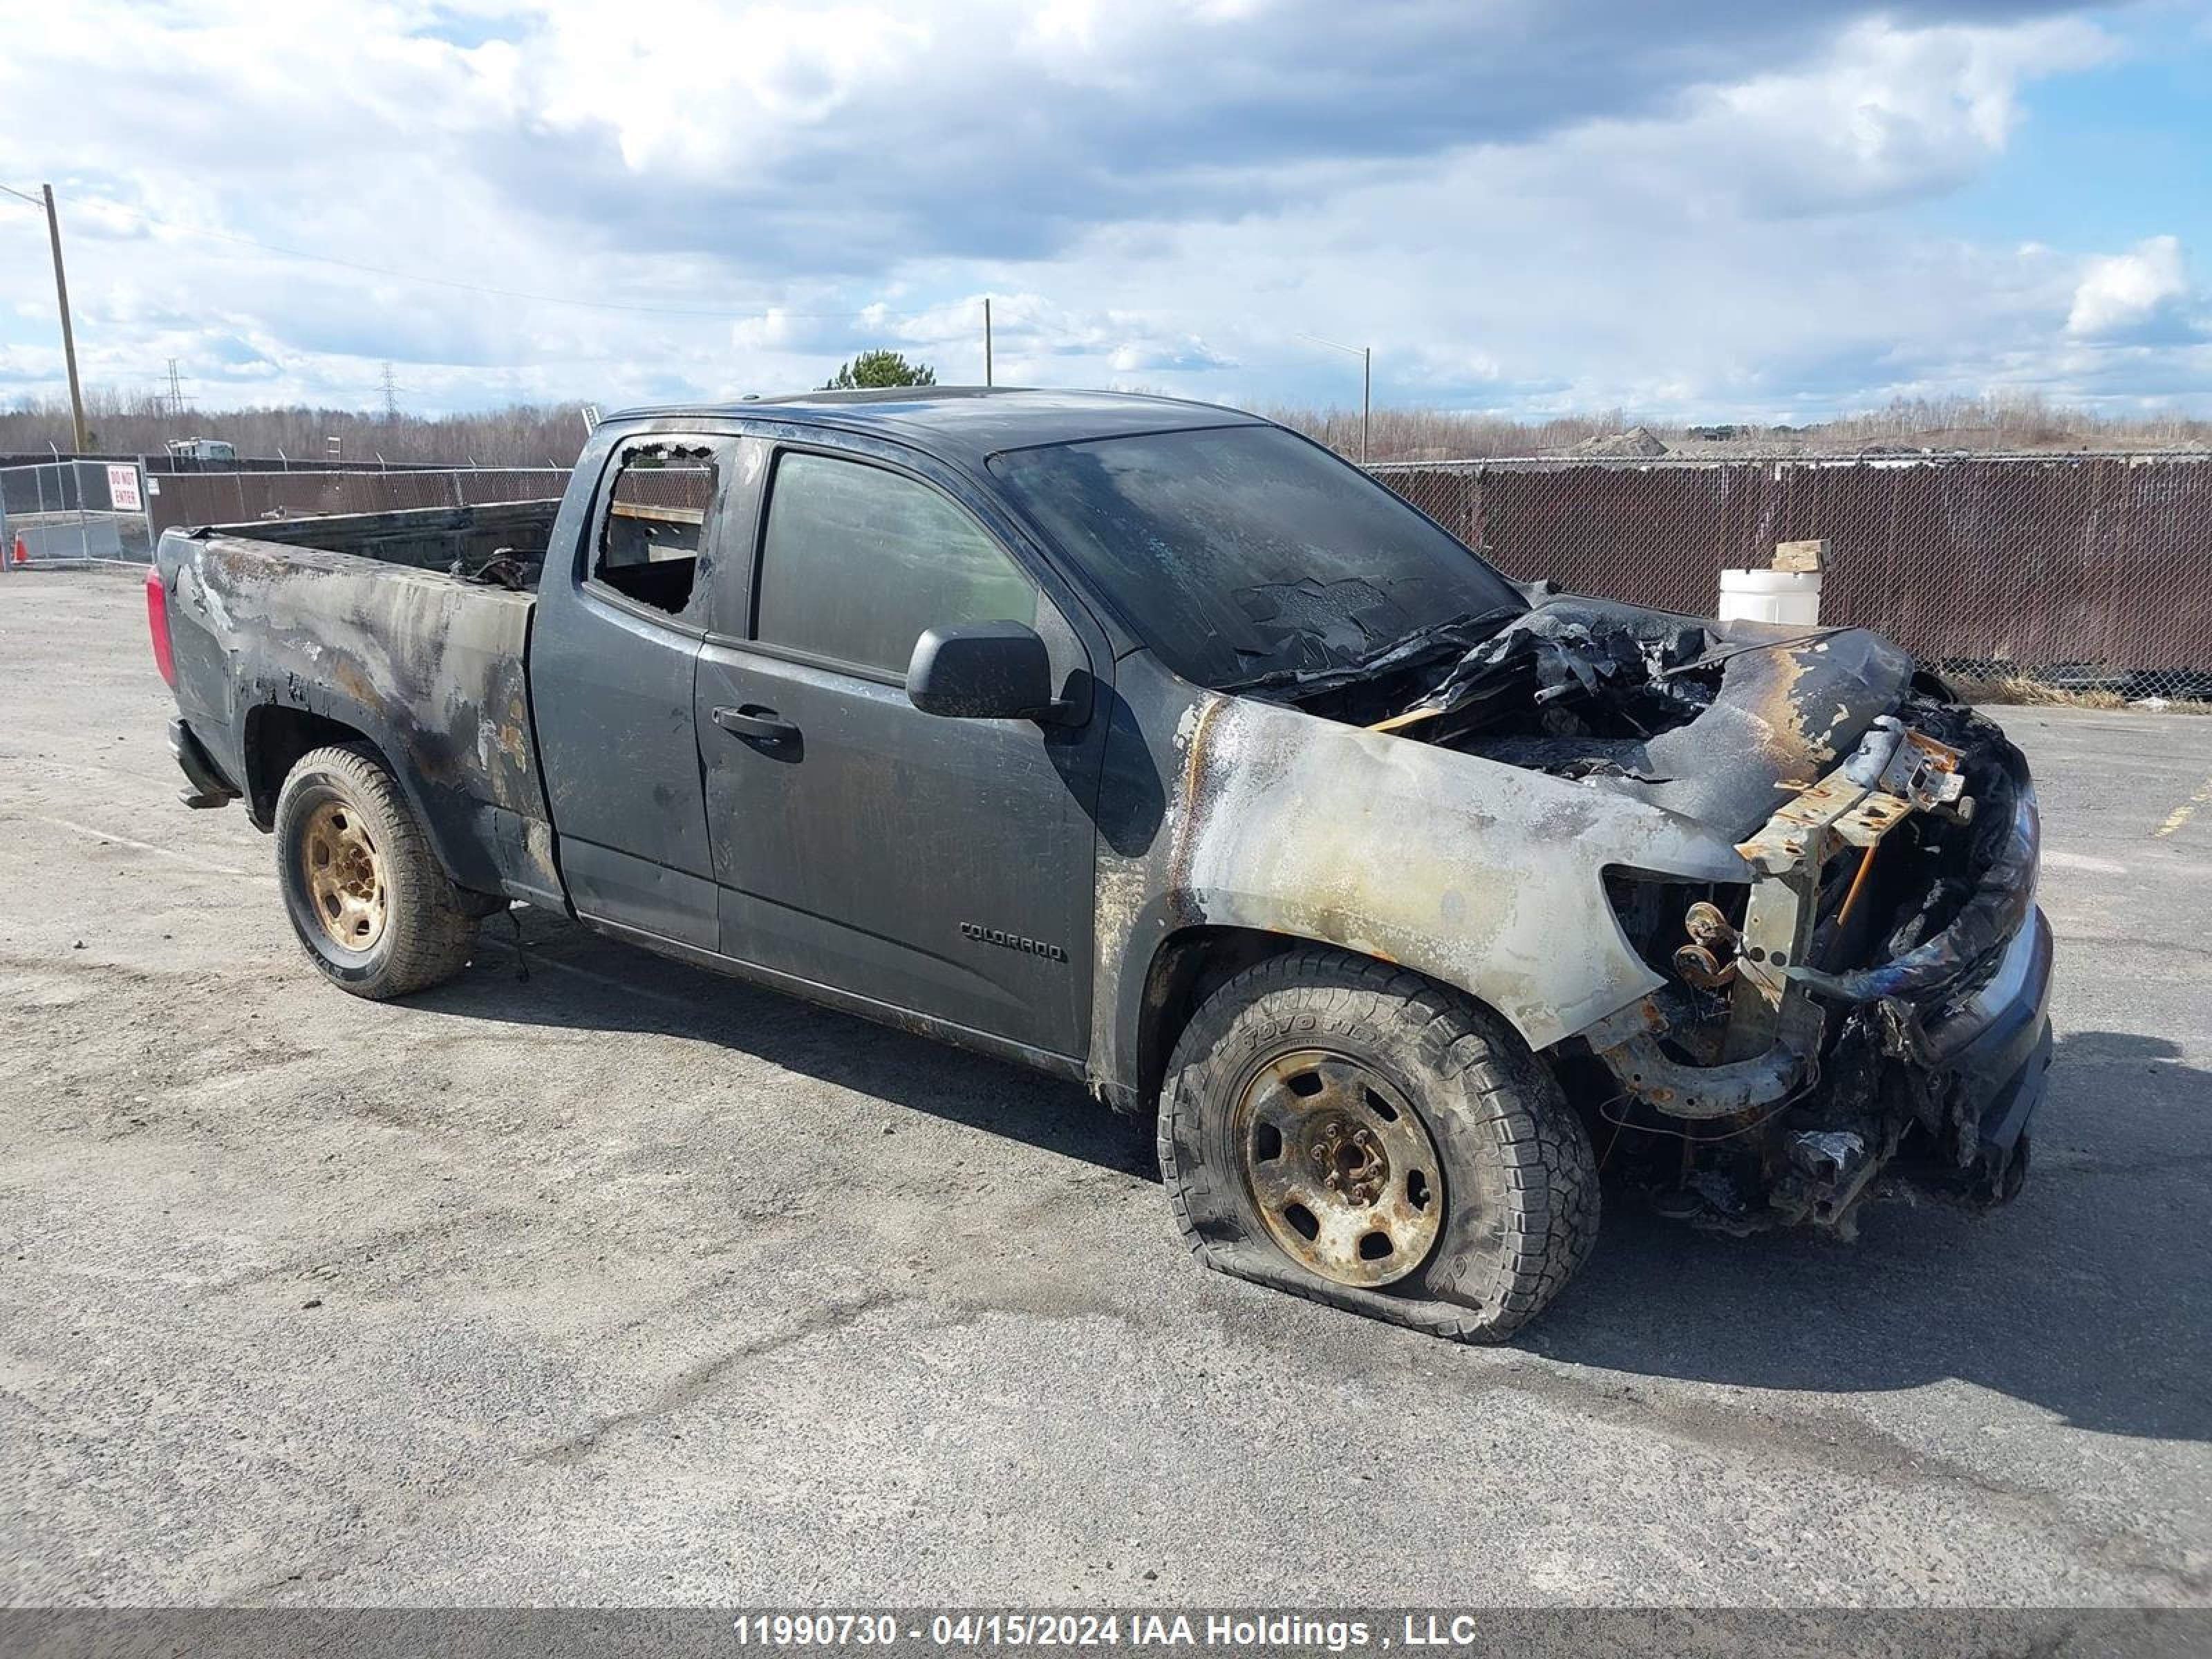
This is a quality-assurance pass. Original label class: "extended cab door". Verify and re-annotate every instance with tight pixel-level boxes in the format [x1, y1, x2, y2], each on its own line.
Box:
[695, 437, 1108, 1061]
[531, 431, 744, 947]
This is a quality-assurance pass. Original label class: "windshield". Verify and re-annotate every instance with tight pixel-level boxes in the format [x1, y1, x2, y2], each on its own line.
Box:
[988, 424, 1524, 689]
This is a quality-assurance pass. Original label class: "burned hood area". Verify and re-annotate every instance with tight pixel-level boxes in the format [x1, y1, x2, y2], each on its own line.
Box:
[1257, 590, 1916, 832]
[1245, 591, 2048, 1236]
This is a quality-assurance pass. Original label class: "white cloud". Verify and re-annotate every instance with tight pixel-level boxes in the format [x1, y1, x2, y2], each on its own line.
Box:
[2066, 236, 2200, 341]
[1661, 17, 2113, 215]
[0, 0, 2200, 424]
[526, 3, 930, 174]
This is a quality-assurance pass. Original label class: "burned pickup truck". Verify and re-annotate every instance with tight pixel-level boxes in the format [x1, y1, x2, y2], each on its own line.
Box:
[150, 389, 2050, 1340]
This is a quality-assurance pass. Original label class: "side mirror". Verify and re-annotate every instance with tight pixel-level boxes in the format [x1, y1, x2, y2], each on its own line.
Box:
[906, 621, 1066, 722]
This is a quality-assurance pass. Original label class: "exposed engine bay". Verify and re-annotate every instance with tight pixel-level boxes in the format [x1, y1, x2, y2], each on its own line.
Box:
[1261, 591, 2050, 1235]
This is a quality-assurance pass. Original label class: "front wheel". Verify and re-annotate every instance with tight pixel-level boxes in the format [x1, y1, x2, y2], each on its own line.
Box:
[1157, 948, 1600, 1342]
[274, 743, 479, 999]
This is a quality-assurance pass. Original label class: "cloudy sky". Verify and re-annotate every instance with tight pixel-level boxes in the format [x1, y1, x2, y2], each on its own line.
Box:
[2, 0, 2209, 420]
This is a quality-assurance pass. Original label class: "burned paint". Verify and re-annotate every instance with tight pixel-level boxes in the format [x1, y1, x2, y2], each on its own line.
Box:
[1142, 686, 1752, 1053]
[160, 507, 561, 905]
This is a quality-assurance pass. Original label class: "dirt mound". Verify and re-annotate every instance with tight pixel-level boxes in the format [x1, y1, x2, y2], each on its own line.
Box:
[1571, 424, 1668, 458]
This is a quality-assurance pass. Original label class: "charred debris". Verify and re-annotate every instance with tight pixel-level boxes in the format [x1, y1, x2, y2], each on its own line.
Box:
[1242, 588, 1867, 798]
[1256, 594, 1716, 774]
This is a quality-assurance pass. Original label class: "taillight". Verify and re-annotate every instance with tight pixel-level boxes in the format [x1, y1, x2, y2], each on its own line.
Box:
[146, 565, 177, 687]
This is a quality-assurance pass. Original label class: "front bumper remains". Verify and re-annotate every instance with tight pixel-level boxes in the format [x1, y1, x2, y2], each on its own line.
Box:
[1584, 713, 2052, 1228]
[1912, 905, 2053, 1199]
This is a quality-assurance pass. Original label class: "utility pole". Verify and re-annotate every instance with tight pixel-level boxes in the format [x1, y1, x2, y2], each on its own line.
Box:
[1362, 344, 1371, 466]
[43, 187, 88, 452]
[166, 358, 187, 420]
[983, 297, 993, 388]
[3, 183, 89, 451]
[1297, 332, 1373, 464]
[380, 361, 400, 420]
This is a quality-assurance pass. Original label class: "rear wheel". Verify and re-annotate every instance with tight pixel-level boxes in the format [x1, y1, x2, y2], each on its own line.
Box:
[274, 744, 478, 999]
[1158, 948, 1600, 1342]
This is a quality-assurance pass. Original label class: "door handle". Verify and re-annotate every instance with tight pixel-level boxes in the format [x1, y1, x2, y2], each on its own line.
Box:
[712, 704, 799, 745]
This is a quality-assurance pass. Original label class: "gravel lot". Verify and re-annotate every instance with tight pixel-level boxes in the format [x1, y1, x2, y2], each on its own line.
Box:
[3, 568, 2209, 1608]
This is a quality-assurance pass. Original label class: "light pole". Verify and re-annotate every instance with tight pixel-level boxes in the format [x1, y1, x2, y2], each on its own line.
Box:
[3, 182, 89, 452]
[1299, 332, 1371, 464]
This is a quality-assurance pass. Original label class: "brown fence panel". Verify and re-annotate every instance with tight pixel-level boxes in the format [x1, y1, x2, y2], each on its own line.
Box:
[148, 468, 570, 536]
[1377, 455, 2212, 697]
[128, 450, 2212, 697]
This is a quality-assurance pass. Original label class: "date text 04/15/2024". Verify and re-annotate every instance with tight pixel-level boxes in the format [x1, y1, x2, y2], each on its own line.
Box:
[731, 1611, 1499, 1650]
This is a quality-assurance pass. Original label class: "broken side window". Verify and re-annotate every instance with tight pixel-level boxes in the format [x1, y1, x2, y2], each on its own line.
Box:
[594, 443, 716, 617]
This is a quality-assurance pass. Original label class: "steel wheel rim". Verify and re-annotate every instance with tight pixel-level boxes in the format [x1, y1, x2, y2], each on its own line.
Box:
[301, 798, 387, 953]
[1232, 1048, 1444, 1288]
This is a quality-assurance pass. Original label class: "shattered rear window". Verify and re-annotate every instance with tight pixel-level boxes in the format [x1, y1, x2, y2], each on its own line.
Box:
[990, 425, 1523, 688]
[594, 442, 717, 617]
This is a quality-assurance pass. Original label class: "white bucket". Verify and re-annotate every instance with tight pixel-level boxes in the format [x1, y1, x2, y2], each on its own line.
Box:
[1718, 568, 1822, 627]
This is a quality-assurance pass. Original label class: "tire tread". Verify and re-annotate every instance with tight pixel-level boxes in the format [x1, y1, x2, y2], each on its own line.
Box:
[1157, 947, 1599, 1343]
[274, 743, 478, 999]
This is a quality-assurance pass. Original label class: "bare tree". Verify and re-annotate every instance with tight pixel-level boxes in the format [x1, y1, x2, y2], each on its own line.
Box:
[4, 385, 2204, 467]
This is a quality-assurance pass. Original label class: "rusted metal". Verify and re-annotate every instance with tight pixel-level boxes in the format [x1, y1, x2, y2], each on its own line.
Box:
[1671, 941, 1736, 991]
[1684, 901, 1736, 954]
[1677, 901, 1741, 987]
[1583, 696, 2026, 1141]
[1232, 1049, 1443, 1288]
[301, 798, 386, 950]
[1589, 1024, 1810, 1120]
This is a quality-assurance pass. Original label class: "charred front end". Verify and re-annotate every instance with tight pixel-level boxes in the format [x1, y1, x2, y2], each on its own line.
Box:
[1277, 593, 2052, 1235]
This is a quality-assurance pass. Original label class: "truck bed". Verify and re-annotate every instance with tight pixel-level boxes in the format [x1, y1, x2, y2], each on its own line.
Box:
[216, 498, 561, 584]
[157, 498, 568, 907]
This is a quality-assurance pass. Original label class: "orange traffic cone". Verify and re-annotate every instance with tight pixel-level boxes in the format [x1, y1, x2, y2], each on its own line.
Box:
[10, 534, 26, 566]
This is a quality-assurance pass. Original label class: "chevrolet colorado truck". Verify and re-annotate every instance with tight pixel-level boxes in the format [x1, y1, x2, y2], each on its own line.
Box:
[149, 389, 2052, 1340]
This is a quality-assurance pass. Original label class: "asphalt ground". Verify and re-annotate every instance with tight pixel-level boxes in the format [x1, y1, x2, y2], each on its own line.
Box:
[2, 568, 2208, 1607]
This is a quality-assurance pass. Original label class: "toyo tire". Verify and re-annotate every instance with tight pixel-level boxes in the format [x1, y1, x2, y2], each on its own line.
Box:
[1157, 947, 1600, 1342]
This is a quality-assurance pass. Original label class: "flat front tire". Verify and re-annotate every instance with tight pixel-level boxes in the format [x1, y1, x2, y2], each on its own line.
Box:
[1158, 948, 1600, 1342]
[274, 743, 479, 1000]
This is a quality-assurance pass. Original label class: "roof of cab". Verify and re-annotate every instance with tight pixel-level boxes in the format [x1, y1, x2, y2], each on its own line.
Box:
[601, 386, 1263, 467]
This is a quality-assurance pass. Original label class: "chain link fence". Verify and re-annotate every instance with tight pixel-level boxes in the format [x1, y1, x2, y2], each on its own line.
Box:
[1373, 453, 2212, 703]
[8, 446, 2209, 703]
[142, 466, 573, 537]
[0, 458, 151, 570]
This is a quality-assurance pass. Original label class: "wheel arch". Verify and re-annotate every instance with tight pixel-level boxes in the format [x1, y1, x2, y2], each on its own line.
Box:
[245, 701, 485, 897]
[245, 703, 379, 823]
[1132, 924, 1541, 1114]
[1133, 926, 1297, 1109]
